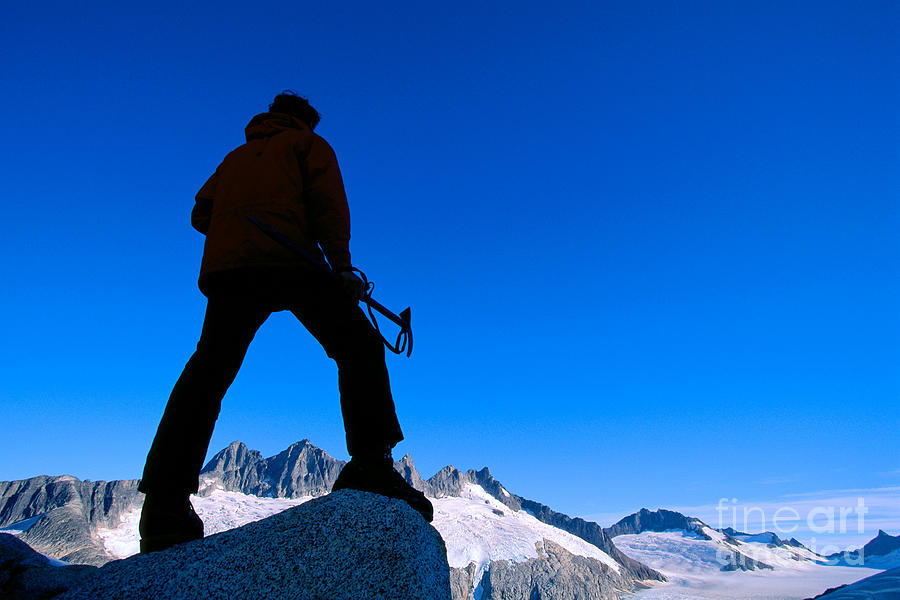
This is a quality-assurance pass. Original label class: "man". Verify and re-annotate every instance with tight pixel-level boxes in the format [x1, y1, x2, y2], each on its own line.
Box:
[138, 91, 432, 554]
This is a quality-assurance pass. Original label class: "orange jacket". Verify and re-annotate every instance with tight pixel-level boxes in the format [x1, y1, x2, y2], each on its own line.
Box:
[191, 112, 351, 286]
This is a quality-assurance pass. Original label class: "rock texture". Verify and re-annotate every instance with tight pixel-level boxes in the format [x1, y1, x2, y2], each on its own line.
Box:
[0, 533, 96, 600]
[59, 490, 450, 600]
[198, 440, 345, 498]
[0, 476, 141, 566]
[393, 455, 428, 493]
[448, 562, 479, 600]
[478, 540, 645, 600]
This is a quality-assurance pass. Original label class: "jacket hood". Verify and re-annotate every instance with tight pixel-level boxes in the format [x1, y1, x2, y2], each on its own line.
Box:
[244, 112, 308, 142]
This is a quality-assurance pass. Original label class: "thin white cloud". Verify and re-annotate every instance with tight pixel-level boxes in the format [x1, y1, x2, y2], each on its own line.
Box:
[757, 476, 795, 485]
[579, 487, 900, 554]
[780, 486, 900, 499]
[670, 486, 900, 552]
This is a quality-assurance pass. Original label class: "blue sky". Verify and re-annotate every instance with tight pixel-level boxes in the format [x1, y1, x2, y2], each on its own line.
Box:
[1, 1, 897, 546]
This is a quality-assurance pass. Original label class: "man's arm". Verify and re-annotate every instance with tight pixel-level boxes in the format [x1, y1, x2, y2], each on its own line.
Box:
[303, 137, 352, 272]
[191, 171, 217, 234]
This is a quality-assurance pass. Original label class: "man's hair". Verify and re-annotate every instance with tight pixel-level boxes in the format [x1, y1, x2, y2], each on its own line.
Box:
[269, 90, 321, 130]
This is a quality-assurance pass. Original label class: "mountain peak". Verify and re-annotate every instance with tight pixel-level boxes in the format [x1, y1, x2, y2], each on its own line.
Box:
[862, 529, 900, 558]
[393, 455, 426, 492]
[199, 440, 342, 498]
[424, 464, 513, 507]
[606, 508, 709, 540]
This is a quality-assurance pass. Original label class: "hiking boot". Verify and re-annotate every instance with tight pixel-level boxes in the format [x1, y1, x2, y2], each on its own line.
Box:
[332, 457, 434, 522]
[139, 494, 204, 554]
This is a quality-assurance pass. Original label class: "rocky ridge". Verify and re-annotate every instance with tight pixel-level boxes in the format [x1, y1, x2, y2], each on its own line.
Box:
[1, 440, 667, 600]
[605, 508, 814, 571]
[200, 443, 665, 598]
[720, 527, 809, 548]
[605, 507, 711, 539]
[3, 490, 450, 600]
[0, 532, 96, 599]
[198, 439, 343, 498]
[59, 490, 450, 600]
[825, 529, 900, 568]
[0, 477, 141, 566]
[479, 540, 637, 600]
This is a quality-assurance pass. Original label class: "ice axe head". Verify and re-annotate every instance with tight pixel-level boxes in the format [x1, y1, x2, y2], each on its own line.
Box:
[399, 307, 412, 357]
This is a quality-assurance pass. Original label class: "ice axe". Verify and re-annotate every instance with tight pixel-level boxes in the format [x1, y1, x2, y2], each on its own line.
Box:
[246, 215, 413, 357]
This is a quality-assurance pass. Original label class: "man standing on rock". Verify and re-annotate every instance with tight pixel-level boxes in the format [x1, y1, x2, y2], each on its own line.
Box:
[138, 91, 433, 554]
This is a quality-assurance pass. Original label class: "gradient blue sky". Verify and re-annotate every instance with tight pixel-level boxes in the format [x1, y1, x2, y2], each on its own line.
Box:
[2, 1, 897, 544]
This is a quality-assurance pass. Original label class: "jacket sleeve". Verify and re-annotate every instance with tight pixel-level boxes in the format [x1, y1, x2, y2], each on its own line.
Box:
[302, 137, 352, 271]
[191, 171, 217, 235]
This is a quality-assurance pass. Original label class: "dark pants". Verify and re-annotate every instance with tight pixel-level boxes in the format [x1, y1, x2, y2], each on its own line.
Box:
[138, 269, 403, 495]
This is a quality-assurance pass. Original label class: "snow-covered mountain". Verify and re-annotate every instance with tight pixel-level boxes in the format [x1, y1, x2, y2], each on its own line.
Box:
[606, 509, 884, 600]
[1, 440, 895, 600]
[606, 508, 826, 572]
[721, 527, 811, 551]
[0, 476, 142, 565]
[825, 530, 900, 569]
[415, 462, 662, 583]
[0, 440, 662, 600]
[194, 441, 664, 599]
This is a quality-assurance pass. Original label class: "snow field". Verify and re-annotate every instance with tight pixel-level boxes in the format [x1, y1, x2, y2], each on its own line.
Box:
[95, 483, 622, 580]
[431, 483, 621, 575]
[94, 489, 312, 559]
[614, 530, 882, 600]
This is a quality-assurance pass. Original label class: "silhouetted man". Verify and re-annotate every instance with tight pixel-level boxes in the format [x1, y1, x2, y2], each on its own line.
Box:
[138, 91, 432, 554]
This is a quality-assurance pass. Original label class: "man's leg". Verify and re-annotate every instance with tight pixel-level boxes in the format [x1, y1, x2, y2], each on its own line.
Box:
[288, 285, 403, 457]
[138, 292, 271, 552]
[139, 294, 270, 496]
[287, 279, 432, 521]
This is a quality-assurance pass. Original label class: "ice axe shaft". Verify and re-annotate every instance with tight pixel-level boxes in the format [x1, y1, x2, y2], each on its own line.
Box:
[364, 296, 408, 329]
[246, 215, 413, 356]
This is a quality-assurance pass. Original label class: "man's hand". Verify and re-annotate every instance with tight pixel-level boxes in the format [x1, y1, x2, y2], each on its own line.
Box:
[340, 270, 365, 301]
